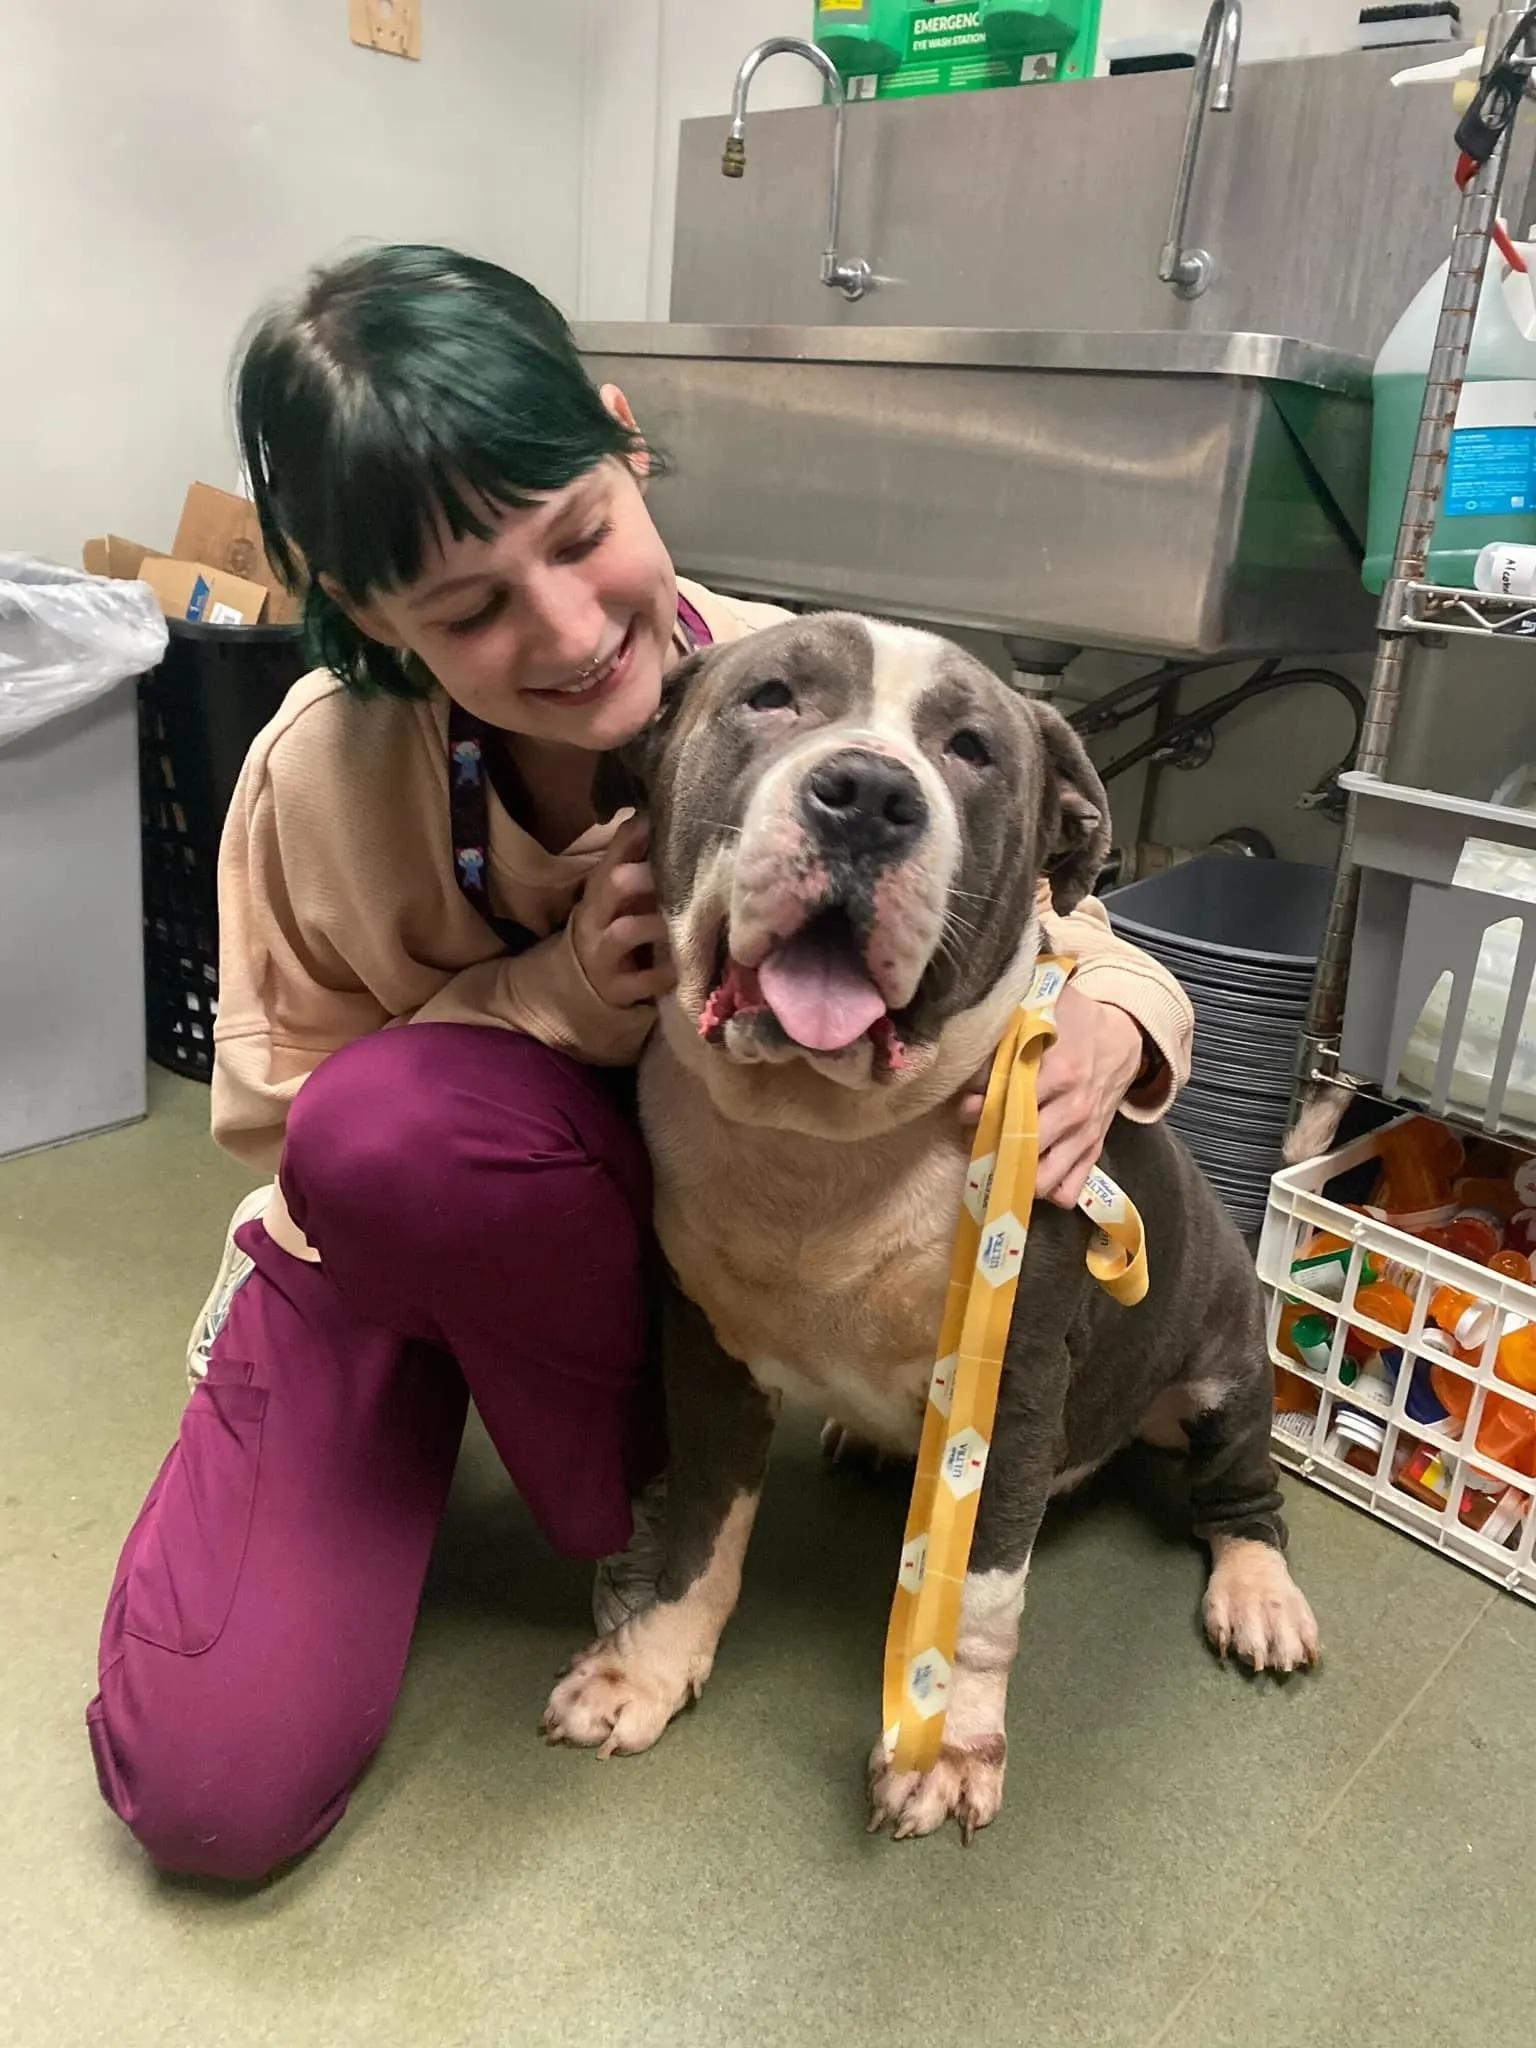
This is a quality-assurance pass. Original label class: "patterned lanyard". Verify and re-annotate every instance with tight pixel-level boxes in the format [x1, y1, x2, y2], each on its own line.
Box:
[446, 592, 713, 950]
[882, 956, 1148, 1776]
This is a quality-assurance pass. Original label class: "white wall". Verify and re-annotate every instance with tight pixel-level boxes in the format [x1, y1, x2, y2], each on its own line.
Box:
[2, 0, 589, 566]
[580, 1, 818, 322]
[1098, 0, 1366, 67]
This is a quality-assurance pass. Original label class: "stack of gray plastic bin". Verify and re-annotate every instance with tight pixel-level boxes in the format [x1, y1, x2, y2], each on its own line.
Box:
[1102, 856, 1333, 1234]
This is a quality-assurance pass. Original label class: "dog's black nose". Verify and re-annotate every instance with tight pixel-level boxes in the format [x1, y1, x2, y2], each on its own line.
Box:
[802, 749, 928, 855]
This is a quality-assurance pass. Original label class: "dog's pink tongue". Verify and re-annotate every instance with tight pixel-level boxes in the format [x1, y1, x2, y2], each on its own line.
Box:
[757, 930, 886, 1052]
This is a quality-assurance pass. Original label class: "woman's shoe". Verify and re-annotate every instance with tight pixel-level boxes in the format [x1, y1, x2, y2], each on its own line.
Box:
[591, 1474, 668, 1636]
[185, 1183, 274, 1385]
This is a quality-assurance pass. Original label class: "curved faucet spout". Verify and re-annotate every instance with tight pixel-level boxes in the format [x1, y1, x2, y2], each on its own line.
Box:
[1158, 1, 1242, 299]
[722, 36, 872, 302]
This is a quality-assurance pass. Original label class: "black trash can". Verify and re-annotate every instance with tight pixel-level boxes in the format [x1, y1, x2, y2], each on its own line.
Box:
[138, 619, 308, 1080]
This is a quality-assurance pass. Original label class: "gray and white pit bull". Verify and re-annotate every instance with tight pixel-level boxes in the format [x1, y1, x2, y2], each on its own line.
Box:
[543, 614, 1318, 1840]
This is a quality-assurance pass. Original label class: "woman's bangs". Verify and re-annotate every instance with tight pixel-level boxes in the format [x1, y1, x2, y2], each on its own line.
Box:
[319, 394, 611, 603]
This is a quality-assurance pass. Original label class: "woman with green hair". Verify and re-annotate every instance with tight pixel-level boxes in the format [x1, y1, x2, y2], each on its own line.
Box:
[86, 243, 1192, 1881]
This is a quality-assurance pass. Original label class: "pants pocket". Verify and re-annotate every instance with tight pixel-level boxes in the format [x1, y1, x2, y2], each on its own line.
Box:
[122, 1370, 268, 1657]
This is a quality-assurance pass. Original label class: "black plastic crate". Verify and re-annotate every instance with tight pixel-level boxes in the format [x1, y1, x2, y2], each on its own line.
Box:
[138, 619, 307, 1079]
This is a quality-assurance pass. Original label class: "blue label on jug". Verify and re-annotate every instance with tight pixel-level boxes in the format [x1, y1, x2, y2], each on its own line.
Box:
[1445, 426, 1536, 518]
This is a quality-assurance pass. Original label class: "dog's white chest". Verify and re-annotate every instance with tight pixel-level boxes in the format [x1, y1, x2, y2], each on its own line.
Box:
[749, 1352, 931, 1454]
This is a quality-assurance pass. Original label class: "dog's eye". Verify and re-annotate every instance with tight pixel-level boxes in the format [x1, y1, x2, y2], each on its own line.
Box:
[745, 678, 795, 712]
[947, 728, 991, 767]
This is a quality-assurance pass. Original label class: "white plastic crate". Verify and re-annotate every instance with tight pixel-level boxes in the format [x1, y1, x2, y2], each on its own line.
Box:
[1258, 1115, 1536, 1600]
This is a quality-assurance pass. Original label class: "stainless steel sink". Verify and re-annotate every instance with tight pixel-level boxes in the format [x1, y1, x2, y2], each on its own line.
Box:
[574, 324, 1374, 658]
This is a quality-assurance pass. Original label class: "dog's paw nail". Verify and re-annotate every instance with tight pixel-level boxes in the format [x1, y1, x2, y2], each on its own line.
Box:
[1205, 1551, 1318, 1681]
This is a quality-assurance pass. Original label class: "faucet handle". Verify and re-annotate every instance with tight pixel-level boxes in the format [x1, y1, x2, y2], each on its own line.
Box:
[821, 255, 873, 301]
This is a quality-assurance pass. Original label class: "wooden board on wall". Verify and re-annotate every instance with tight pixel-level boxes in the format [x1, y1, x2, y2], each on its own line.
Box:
[349, 0, 421, 61]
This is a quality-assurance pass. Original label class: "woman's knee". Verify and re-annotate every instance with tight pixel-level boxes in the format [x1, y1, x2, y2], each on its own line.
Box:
[283, 1023, 649, 1252]
[88, 1674, 349, 1882]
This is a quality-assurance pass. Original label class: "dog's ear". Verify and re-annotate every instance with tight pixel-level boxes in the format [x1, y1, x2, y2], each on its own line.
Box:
[1029, 701, 1111, 913]
[592, 647, 709, 820]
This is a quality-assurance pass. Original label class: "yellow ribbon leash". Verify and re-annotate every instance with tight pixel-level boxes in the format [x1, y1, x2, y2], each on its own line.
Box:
[881, 955, 1149, 1774]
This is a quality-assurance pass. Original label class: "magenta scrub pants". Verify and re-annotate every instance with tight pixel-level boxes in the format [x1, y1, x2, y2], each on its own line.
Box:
[86, 1024, 659, 1881]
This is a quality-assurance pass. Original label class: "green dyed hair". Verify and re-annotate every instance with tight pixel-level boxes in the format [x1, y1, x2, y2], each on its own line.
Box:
[234, 244, 650, 697]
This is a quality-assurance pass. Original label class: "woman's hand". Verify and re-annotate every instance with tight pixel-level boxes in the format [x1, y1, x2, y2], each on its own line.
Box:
[571, 815, 676, 1008]
[957, 982, 1147, 1209]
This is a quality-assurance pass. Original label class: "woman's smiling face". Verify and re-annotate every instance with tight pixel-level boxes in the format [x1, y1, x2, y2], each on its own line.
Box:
[336, 447, 677, 753]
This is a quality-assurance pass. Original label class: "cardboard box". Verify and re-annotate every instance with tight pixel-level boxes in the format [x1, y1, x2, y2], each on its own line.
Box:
[138, 555, 270, 626]
[82, 534, 158, 581]
[172, 482, 302, 625]
[83, 537, 270, 624]
[83, 481, 309, 629]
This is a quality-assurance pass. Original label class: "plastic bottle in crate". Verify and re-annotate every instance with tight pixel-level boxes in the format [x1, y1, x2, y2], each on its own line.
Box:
[1489, 1249, 1534, 1282]
[1459, 1473, 1529, 1543]
[1372, 1114, 1462, 1215]
[1430, 1335, 1536, 1479]
[1394, 1438, 1453, 1511]
[1329, 1410, 1387, 1475]
[1429, 1284, 1498, 1353]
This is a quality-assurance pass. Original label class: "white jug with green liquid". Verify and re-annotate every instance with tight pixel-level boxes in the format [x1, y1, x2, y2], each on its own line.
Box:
[1365, 240, 1536, 592]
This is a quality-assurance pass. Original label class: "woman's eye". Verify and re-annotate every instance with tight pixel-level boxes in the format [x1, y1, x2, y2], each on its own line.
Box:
[745, 678, 795, 712]
[947, 728, 991, 767]
[442, 593, 505, 637]
[555, 521, 613, 565]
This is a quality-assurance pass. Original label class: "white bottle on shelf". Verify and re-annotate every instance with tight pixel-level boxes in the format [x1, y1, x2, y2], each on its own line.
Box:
[1475, 541, 1536, 598]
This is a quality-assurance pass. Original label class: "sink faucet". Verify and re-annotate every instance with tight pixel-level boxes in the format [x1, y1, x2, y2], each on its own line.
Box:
[722, 36, 873, 302]
[1158, 0, 1242, 299]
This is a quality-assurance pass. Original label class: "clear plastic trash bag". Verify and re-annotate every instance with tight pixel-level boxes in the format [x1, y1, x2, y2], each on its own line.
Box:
[0, 555, 167, 750]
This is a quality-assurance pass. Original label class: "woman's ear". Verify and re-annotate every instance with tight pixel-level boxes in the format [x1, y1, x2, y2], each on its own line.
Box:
[601, 382, 651, 481]
[318, 572, 405, 651]
[1027, 701, 1112, 913]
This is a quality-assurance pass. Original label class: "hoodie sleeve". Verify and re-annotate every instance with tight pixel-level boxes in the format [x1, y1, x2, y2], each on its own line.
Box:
[1037, 888, 1193, 1122]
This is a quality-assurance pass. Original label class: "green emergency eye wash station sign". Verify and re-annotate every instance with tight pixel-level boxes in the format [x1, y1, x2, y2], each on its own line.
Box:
[814, 1, 1101, 99]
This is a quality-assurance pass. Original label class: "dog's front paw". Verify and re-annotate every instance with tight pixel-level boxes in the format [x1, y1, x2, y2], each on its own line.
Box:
[1204, 1538, 1320, 1675]
[866, 1732, 1007, 1844]
[536, 1630, 696, 1761]
[540, 1634, 699, 1759]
